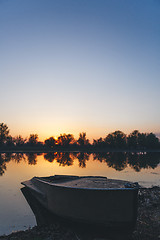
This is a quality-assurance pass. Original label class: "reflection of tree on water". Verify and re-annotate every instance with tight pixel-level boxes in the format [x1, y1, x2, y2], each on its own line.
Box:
[13, 153, 25, 163]
[105, 152, 127, 171]
[44, 152, 89, 168]
[3, 153, 13, 162]
[0, 153, 14, 175]
[77, 152, 90, 168]
[0, 154, 7, 175]
[44, 152, 77, 166]
[56, 152, 74, 166]
[93, 152, 160, 172]
[0, 153, 41, 175]
[0, 152, 160, 176]
[26, 153, 37, 165]
[93, 152, 127, 171]
[0, 161, 6, 175]
[93, 152, 109, 163]
[127, 152, 160, 172]
[44, 152, 56, 162]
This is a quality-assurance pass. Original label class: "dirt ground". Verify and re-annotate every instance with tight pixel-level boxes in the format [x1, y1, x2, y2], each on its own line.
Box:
[0, 187, 159, 240]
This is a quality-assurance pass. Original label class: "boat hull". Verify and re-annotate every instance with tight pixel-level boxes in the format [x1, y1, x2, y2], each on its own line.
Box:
[22, 176, 138, 230]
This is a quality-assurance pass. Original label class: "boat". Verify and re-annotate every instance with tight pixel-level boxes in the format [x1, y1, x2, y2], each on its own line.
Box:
[21, 175, 139, 231]
[21, 187, 59, 226]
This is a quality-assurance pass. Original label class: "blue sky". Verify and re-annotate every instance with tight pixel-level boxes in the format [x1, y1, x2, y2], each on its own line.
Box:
[0, 0, 160, 140]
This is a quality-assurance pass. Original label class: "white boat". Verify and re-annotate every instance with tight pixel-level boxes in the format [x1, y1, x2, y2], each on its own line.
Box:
[21, 175, 138, 230]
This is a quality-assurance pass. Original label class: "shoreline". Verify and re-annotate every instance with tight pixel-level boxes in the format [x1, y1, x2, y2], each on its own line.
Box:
[0, 186, 159, 240]
[1, 149, 160, 153]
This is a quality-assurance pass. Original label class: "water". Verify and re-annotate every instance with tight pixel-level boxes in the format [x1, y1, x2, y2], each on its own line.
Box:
[0, 152, 160, 235]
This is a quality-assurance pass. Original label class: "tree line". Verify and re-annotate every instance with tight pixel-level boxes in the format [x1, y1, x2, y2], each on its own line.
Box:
[0, 123, 160, 150]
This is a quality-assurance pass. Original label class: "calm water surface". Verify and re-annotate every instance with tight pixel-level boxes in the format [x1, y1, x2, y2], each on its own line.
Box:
[0, 152, 160, 235]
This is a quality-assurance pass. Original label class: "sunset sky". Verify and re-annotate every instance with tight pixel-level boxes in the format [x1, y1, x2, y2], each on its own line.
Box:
[1, 0, 160, 141]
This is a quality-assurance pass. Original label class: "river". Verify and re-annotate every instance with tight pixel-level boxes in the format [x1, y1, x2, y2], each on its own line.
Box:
[0, 152, 160, 235]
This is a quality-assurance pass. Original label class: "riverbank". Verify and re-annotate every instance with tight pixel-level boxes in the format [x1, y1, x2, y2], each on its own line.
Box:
[0, 187, 159, 240]
[0, 148, 160, 153]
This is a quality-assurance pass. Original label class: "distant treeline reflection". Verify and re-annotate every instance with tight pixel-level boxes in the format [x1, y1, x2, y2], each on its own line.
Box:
[0, 152, 160, 176]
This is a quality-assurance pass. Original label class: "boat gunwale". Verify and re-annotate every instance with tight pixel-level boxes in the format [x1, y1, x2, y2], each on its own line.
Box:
[34, 177, 139, 191]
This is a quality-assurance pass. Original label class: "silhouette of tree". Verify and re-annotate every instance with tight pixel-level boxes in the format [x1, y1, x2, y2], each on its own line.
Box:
[28, 134, 38, 146]
[45, 137, 56, 148]
[137, 133, 147, 150]
[146, 133, 159, 149]
[127, 130, 140, 149]
[57, 134, 75, 146]
[0, 123, 159, 151]
[104, 131, 127, 149]
[77, 132, 89, 146]
[127, 131, 159, 150]
[14, 135, 27, 148]
[0, 123, 9, 146]
[93, 137, 106, 148]
[6, 135, 15, 148]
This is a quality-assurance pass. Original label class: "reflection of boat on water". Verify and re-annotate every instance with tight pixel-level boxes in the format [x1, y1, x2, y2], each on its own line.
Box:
[21, 175, 138, 232]
[21, 187, 56, 226]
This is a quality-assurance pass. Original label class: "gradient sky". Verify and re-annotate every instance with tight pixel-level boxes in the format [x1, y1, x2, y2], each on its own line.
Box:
[1, 0, 160, 141]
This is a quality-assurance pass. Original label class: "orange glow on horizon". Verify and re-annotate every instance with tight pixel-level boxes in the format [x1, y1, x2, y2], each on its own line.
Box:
[9, 123, 160, 143]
